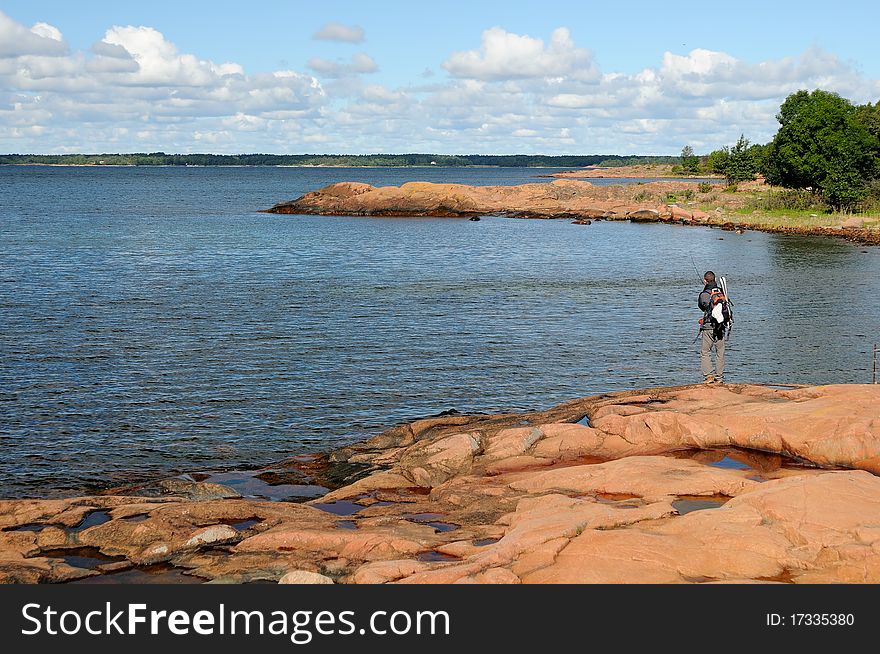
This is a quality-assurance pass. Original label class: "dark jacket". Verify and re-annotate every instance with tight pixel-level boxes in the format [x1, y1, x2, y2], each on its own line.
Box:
[698, 282, 721, 332]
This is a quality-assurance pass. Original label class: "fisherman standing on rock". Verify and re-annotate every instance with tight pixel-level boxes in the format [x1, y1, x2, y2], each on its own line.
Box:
[698, 271, 733, 384]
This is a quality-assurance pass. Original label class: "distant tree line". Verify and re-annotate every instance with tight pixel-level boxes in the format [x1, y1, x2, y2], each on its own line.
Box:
[0, 152, 678, 168]
[679, 89, 880, 210]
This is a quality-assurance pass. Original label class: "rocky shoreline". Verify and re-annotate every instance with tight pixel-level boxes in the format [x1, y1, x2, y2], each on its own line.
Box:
[265, 180, 880, 246]
[3, 383, 880, 584]
[541, 164, 717, 179]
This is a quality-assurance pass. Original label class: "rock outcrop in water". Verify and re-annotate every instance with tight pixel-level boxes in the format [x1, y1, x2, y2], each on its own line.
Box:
[266, 179, 695, 220]
[265, 180, 880, 245]
[2, 383, 880, 584]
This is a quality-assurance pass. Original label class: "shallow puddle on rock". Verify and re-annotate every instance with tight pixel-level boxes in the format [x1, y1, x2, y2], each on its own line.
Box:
[121, 513, 150, 522]
[709, 456, 753, 471]
[426, 522, 459, 533]
[672, 498, 728, 514]
[472, 538, 500, 547]
[221, 518, 261, 531]
[417, 552, 460, 562]
[670, 448, 812, 474]
[38, 547, 125, 569]
[70, 563, 204, 584]
[201, 471, 327, 502]
[335, 520, 358, 530]
[404, 513, 460, 533]
[404, 513, 444, 521]
[71, 510, 112, 532]
[312, 500, 366, 516]
[8, 523, 49, 532]
[253, 469, 309, 486]
[576, 415, 591, 427]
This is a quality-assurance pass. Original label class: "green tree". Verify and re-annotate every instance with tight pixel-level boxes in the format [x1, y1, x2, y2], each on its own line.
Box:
[855, 101, 880, 140]
[706, 148, 728, 176]
[764, 90, 880, 208]
[708, 135, 759, 187]
[680, 145, 699, 174]
[854, 101, 880, 181]
[723, 135, 759, 186]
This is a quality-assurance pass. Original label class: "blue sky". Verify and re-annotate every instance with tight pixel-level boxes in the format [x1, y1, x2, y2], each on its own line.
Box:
[1, 1, 878, 154]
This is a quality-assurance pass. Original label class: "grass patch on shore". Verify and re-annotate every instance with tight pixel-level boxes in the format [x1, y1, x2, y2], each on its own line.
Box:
[694, 184, 880, 229]
[731, 209, 841, 228]
[721, 207, 880, 229]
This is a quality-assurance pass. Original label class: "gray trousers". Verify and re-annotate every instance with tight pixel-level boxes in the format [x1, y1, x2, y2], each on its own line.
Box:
[700, 330, 725, 381]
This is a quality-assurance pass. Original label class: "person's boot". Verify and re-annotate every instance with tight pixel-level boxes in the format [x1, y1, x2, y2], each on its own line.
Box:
[703, 375, 715, 385]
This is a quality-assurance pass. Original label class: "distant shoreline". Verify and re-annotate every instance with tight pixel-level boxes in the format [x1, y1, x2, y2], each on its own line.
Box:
[1, 163, 544, 168]
[0, 153, 681, 169]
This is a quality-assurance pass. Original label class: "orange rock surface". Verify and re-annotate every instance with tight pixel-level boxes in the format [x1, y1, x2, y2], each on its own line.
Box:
[2, 384, 879, 584]
[264, 180, 880, 246]
[266, 179, 704, 222]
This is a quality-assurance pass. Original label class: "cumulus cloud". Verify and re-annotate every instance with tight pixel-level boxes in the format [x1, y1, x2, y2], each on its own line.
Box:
[307, 52, 378, 77]
[100, 26, 245, 86]
[443, 27, 598, 81]
[1, 13, 878, 155]
[0, 12, 68, 57]
[30, 22, 63, 42]
[313, 22, 365, 43]
[0, 11, 330, 153]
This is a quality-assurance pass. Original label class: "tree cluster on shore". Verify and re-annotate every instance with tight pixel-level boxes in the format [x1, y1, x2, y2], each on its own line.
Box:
[681, 90, 880, 211]
[0, 152, 678, 168]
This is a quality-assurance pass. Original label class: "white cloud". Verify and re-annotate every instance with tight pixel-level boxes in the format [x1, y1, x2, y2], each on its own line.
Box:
[100, 26, 245, 86]
[361, 84, 405, 104]
[221, 112, 266, 131]
[30, 22, 63, 42]
[0, 12, 331, 153]
[443, 27, 598, 81]
[0, 12, 68, 57]
[1, 12, 878, 155]
[307, 52, 378, 77]
[90, 40, 133, 59]
[313, 22, 365, 43]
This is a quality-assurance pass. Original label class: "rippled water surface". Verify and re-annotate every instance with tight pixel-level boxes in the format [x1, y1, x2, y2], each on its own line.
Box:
[1, 166, 878, 497]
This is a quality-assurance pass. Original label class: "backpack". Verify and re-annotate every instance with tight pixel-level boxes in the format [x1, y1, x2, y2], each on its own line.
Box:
[707, 287, 732, 337]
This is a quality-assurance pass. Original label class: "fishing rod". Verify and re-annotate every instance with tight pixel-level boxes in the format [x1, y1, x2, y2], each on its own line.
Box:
[690, 257, 735, 343]
[691, 256, 705, 285]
